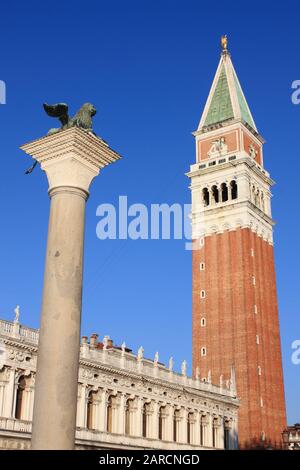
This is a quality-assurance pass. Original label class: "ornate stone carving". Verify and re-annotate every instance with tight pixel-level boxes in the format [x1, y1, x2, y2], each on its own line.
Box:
[208, 137, 228, 157]
[249, 144, 258, 159]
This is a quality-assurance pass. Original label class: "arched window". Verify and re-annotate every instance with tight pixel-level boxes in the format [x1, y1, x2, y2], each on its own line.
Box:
[158, 406, 166, 440]
[200, 414, 206, 446]
[221, 183, 228, 202]
[106, 395, 113, 433]
[142, 403, 148, 438]
[231, 180, 238, 200]
[211, 185, 219, 203]
[201, 317, 206, 327]
[15, 375, 26, 420]
[173, 409, 180, 442]
[87, 391, 97, 430]
[125, 399, 130, 435]
[158, 407, 162, 440]
[224, 419, 231, 449]
[202, 188, 210, 207]
[201, 347, 207, 357]
[260, 192, 265, 212]
[212, 416, 219, 448]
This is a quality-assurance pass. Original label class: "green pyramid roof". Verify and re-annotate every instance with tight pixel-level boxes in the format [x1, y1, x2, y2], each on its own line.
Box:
[204, 64, 234, 127]
[233, 71, 256, 129]
[199, 53, 257, 132]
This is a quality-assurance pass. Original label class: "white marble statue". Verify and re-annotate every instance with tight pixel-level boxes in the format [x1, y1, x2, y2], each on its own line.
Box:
[14, 305, 20, 323]
[249, 144, 257, 159]
[181, 360, 187, 376]
[137, 346, 144, 361]
[154, 351, 159, 366]
[103, 335, 109, 350]
[168, 356, 174, 372]
[208, 137, 227, 157]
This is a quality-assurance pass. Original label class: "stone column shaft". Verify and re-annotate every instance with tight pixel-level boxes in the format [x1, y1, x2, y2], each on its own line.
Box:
[4, 368, 15, 418]
[31, 187, 87, 449]
[21, 127, 121, 450]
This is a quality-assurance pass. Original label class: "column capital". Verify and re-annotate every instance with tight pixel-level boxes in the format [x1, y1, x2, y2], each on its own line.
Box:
[20, 127, 121, 196]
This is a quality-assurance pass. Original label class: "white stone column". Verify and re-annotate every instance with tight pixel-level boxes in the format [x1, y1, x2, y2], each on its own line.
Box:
[179, 408, 187, 443]
[194, 411, 201, 446]
[218, 417, 224, 449]
[151, 401, 159, 439]
[266, 191, 272, 217]
[92, 393, 101, 431]
[118, 393, 126, 435]
[76, 383, 87, 428]
[98, 389, 107, 432]
[21, 128, 121, 450]
[227, 182, 232, 201]
[0, 382, 5, 416]
[166, 404, 174, 442]
[189, 413, 197, 445]
[239, 175, 251, 201]
[112, 395, 120, 433]
[144, 402, 152, 439]
[24, 386, 33, 421]
[135, 396, 143, 437]
[206, 414, 213, 448]
[29, 378, 35, 421]
[3, 368, 15, 418]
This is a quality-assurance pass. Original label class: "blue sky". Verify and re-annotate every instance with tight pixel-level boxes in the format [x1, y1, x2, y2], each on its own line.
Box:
[0, 0, 299, 424]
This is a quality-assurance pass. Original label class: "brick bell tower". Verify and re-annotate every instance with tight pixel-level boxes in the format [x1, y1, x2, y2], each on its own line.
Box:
[188, 37, 286, 448]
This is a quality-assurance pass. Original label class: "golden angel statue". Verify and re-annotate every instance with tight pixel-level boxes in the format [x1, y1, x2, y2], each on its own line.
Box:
[221, 35, 228, 51]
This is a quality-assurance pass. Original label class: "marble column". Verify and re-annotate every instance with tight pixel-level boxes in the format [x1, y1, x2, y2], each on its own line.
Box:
[118, 393, 126, 435]
[179, 408, 187, 443]
[134, 397, 143, 437]
[99, 389, 107, 432]
[166, 404, 174, 442]
[3, 368, 15, 418]
[77, 384, 87, 428]
[21, 128, 121, 449]
[194, 410, 201, 446]
[151, 401, 159, 439]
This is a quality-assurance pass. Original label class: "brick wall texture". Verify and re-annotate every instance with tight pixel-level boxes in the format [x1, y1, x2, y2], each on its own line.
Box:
[192, 227, 286, 448]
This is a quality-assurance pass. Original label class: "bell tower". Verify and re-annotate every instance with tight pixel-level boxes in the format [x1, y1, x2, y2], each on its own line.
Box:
[188, 37, 286, 448]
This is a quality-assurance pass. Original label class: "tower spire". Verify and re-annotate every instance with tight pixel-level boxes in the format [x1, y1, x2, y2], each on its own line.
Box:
[197, 38, 257, 133]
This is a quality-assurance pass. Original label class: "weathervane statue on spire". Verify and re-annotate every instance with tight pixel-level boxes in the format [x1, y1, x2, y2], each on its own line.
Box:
[221, 34, 228, 53]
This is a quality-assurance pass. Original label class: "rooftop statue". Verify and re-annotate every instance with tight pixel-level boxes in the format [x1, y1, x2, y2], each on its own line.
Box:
[43, 102, 97, 135]
[221, 34, 228, 52]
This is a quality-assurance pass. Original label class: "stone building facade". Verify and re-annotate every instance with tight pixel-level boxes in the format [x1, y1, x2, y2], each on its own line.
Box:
[188, 44, 286, 447]
[0, 317, 238, 450]
[282, 424, 300, 450]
